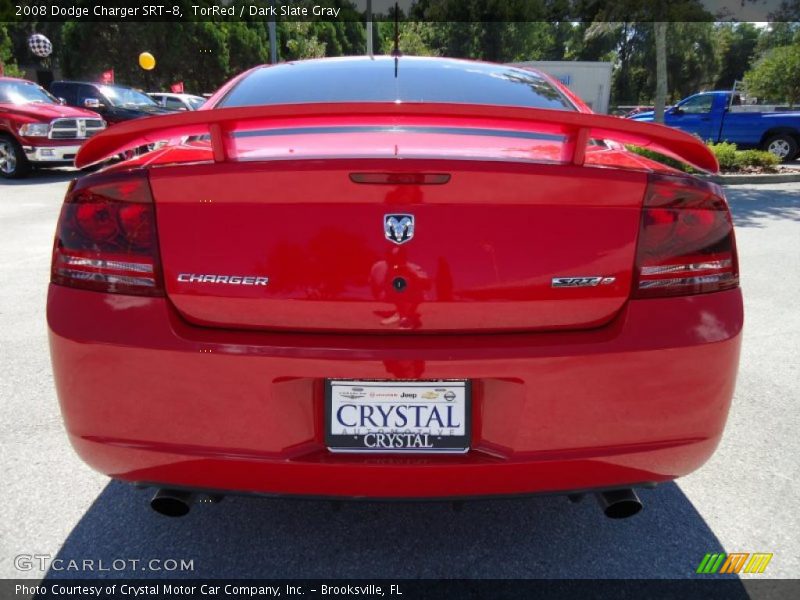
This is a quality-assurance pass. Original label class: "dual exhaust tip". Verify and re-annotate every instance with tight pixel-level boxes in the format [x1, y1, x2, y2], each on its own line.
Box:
[150, 489, 194, 518]
[595, 488, 643, 519]
[150, 487, 643, 519]
[150, 489, 223, 517]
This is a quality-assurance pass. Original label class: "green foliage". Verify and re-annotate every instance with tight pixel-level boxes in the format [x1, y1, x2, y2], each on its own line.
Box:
[397, 22, 440, 56]
[404, 2, 574, 62]
[744, 44, 800, 107]
[627, 23, 718, 104]
[628, 142, 780, 173]
[708, 141, 739, 170]
[0, 2, 14, 21]
[2, 20, 63, 74]
[713, 23, 760, 89]
[734, 148, 780, 170]
[376, 21, 564, 63]
[280, 22, 326, 60]
[54, 0, 348, 91]
[755, 22, 800, 54]
[0, 22, 23, 77]
[227, 22, 269, 74]
[578, 21, 721, 105]
[60, 20, 232, 93]
[625, 145, 694, 172]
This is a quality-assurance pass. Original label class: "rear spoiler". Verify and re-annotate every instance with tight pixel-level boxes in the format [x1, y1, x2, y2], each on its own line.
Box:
[75, 102, 718, 173]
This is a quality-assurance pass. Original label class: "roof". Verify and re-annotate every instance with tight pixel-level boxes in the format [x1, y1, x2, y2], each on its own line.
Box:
[0, 77, 36, 83]
[257, 55, 548, 78]
[149, 93, 204, 99]
[52, 80, 138, 89]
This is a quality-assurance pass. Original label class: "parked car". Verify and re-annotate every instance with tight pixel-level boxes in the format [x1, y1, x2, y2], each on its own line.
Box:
[630, 90, 800, 161]
[148, 92, 206, 111]
[622, 105, 654, 118]
[50, 81, 175, 125]
[0, 77, 105, 178]
[48, 57, 742, 519]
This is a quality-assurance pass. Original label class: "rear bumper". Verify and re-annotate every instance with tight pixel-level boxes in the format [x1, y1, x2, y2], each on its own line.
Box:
[48, 285, 743, 498]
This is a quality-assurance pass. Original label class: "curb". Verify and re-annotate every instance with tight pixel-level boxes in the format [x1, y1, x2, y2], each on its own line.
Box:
[703, 172, 800, 185]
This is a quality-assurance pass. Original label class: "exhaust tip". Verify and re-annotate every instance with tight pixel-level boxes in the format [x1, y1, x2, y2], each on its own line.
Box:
[150, 489, 193, 517]
[595, 489, 643, 519]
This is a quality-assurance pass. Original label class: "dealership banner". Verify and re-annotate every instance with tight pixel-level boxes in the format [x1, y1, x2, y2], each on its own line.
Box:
[4, 579, 800, 600]
[2, 0, 797, 23]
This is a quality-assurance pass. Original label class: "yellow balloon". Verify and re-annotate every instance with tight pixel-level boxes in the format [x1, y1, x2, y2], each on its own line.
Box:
[138, 52, 156, 71]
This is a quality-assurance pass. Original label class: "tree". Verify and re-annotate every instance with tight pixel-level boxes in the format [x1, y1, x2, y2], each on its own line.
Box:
[60, 21, 230, 93]
[226, 22, 269, 75]
[665, 22, 717, 99]
[391, 22, 440, 56]
[0, 23, 23, 77]
[771, 0, 800, 20]
[406, 1, 565, 62]
[3, 21, 64, 76]
[279, 23, 326, 60]
[583, 20, 718, 107]
[310, 2, 366, 56]
[744, 44, 800, 107]
[713, 23, 760, 89]
[572, 21, 622, 62]
[581, 1, 715, 111]
[755, 22, 800, 53]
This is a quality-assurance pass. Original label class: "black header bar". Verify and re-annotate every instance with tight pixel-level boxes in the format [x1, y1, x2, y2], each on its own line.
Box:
[2, 0, 798, 23]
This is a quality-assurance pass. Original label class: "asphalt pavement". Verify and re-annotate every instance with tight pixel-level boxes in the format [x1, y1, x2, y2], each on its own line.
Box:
[0, 169, 798, 582]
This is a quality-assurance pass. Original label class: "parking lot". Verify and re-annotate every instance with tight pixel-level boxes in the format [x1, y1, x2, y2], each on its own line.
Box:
[1, 170, 798, 581]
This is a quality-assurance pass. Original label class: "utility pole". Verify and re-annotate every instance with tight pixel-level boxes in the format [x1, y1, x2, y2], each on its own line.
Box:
[366, 0, 373, 56]
[269, 0, 278, 64]
[654, 21, 667, 124]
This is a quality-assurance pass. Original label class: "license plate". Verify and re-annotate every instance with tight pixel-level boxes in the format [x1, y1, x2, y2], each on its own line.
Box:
[325, 380, 470, 453]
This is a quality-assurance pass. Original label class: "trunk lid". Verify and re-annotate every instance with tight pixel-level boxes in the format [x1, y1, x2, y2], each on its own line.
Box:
[150, 152, 646, 333]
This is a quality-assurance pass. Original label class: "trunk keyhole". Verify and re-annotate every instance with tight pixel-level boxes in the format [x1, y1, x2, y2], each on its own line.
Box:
[392, 277, 408, 292]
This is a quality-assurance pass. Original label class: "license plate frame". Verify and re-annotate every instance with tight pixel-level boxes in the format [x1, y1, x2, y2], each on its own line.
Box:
[325, 379, 471, 454]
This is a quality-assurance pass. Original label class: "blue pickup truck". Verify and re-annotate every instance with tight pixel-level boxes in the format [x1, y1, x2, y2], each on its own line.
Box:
[630, 91, 800, 161]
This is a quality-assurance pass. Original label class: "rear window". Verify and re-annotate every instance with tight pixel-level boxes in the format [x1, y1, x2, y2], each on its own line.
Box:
[219, 57, 575, 111]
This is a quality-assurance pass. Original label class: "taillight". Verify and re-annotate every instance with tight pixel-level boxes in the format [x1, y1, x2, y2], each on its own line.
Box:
[51, 170, 164, 296]
[633, 173, 739, 298]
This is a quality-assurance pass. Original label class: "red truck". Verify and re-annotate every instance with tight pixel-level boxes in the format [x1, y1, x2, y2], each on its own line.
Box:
[0, 77, 105, 178]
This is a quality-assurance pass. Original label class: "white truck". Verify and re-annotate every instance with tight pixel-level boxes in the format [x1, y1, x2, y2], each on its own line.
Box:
[511, 61, 613, 114]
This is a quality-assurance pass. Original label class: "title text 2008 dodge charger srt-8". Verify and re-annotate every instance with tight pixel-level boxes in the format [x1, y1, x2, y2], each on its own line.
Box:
[48, 57, 742, 518]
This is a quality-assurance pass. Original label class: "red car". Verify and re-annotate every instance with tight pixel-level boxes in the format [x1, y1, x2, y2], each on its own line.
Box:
[47, 57, 742, 519]
[0, 77, 105, 178]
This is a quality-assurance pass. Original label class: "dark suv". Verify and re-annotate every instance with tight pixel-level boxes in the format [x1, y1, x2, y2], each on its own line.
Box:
[50, 81, 175, 124]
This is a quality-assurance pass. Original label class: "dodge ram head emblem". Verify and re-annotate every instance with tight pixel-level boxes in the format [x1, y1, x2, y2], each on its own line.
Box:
[384, 214, 415, 244]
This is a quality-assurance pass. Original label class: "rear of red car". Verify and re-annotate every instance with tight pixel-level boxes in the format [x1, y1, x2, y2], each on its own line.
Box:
[47, 58, 742, 517]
